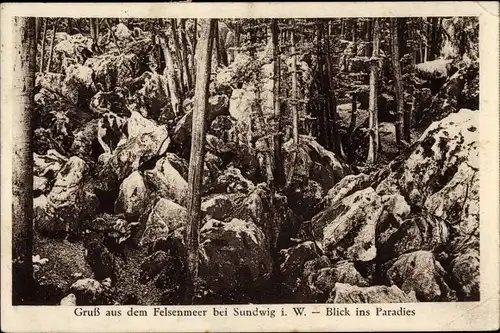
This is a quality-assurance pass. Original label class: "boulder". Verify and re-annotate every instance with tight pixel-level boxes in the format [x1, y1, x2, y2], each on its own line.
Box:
[35, 157, 98, 236]
[70, 119, 99, 161]
[327, 283, 418, 303]
[311, 187, 383, 262]
[418, 63, 478, 127]
[115, 171, 150, 221]
[96, 126, 169, 192]
[139, 198, 188, 253]
[198, 218, 273, 302]
[59, 293, 77, 306]
[376, 109, 478, 209]
[303, 260, 370, 302]
[379, 216, 449, 259]
[69, 278, 110, 305]
[448, 247, 479, 301]
[383, 250, 456, 302]
[85, 53, 141, 91]
[279, 241, 321, 299]
[172, 94, 230, 146]
[284, 135, 350, 192]
[210, 167, 255, 195]
[201, 193, 244, 221]
[143, 156, 187, 205]
[323, 173, 371, 208]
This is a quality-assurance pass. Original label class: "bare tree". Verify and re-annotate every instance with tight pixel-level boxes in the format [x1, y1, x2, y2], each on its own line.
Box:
[46, 19, 58, 72]
[391, 18, 405, 146]
[12, 16, 36, 304]
[39, 18, 47, 72]
[367, 18, 380, 164]
[286, 27, 299, 188]
[271, 19, 285, 187]
[170, 19, 185, 96]
[159, 29, 181, 116]
[184, 18, 216, 304]
[179, 19, 193, 90]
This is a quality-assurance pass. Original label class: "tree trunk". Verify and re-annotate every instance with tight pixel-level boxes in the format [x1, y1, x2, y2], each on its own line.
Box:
[391, 18, 404, 146]
[191, 19, 197, 80]
[409, 19, 417, 66]
[429, 17, 440, 60]
[325, 21, 345, 159]
[90, 18, 98, 46]
[170, 19, 185, 97]
[340, 18, 345, 38]
[12, 16, 36, 305]
[214, 20, 222, 67]
[46, 19, 58, 73]
[271, 19, 285, 187]
[348, 92, 358, 162]
[234, 21, 240, 60]
[179, 19, 193, 90]
[367, 18, 380, 164]
[184, 18, 215, 304]
[365, 18, 372, 57]
[286, 28, 299, 188]
[159, 36, 181, 116]
[39, 18, 47, 73]
[106, 19, 121, 54]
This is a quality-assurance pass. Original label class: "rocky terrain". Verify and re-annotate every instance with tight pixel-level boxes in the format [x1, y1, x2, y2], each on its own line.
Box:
[29, 20, 479, 306]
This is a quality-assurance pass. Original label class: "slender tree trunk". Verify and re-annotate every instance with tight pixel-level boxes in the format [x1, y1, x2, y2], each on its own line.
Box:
[179, 19, 193, 90]
[90, 18, 98, 46]
[409, 19, 417, 66]
[367, 18, 380, 164]
[234, 21, 240, 60]
[13, 16, 36, 305]
[170, 19, 185, 97]
[340, 18, 345, 38]
[191, 19, 197, 81]
[255, 83, 275, 186]
[271, 19, 285, 187]
[429, 17, 440, 60]
[40, 18, 47, 73]
[214, 20, 221, 67]
[106, 19, 121, 54]
[184, 18, 215, 304]
[46, 19, 57, 73]
[352, 18, 358, 54]
[325, 21, 345, 159]
[286, 28, 299, 188]
[391, 18, 404, 146]
[159, 36, 181, 116]
[365, 18, 372, 57]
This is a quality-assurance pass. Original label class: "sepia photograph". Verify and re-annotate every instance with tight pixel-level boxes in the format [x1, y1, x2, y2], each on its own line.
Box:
[1, 2, 499, 332]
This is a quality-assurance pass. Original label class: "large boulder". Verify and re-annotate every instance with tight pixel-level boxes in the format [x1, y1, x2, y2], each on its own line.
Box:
[139, 198, 188, 253]
[35, 157, 98, 236]
[143, 156, 187, 206]
[96, 126, 169, 192]
[311, 187, 383, 262]
[323, 173, 371, 208]
[284, 135, 351, 193]
[85, 53, 141, 91]
[418, 63, 478, 127]
[69, 278, 111, 305]
[327, 283, 418, 303]
[383, 250, 456, 302]
[198, 218, 273, 303]
[114, 171, 150, 221]
[376, 109, 478, 209]
[279, 241, 321, 300]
